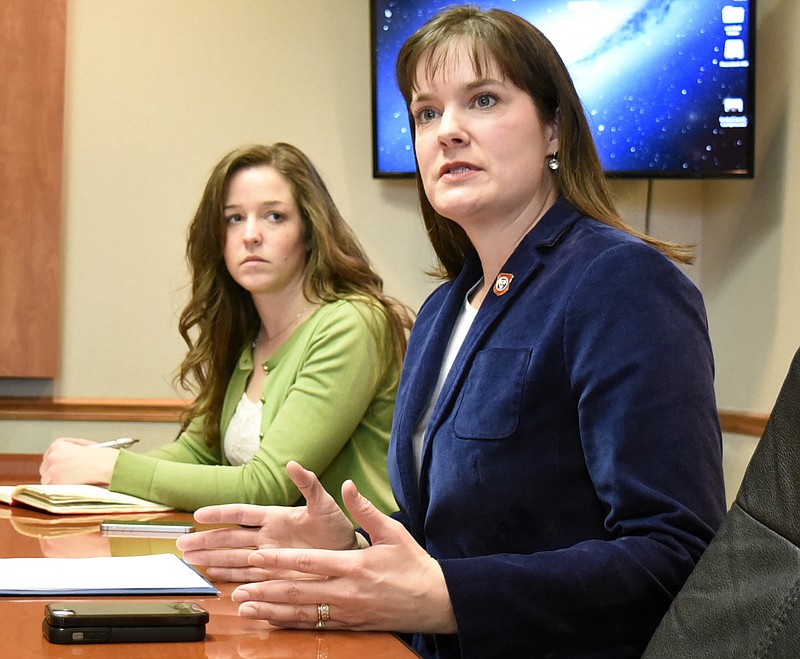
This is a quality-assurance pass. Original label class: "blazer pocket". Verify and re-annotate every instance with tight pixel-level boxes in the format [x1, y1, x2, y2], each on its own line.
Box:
[453, 347, 530, 440]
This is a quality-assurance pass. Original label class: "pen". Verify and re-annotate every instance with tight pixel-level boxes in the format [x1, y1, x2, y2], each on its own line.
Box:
[91, 437, 139, 449]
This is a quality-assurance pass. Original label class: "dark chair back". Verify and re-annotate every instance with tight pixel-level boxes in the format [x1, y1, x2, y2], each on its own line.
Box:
[643, 347, 800, 658]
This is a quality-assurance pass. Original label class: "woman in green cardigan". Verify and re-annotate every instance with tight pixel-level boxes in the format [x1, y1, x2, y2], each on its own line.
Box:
[39, 143, 412, 515]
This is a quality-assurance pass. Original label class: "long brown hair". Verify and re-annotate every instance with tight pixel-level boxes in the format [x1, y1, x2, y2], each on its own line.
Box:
[396, 5, 693, 279]
[176, 143, 412, 445]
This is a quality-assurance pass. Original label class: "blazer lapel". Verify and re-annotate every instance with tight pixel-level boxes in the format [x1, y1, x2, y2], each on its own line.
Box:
[394, 199, 581, 533]
[390, 267, 475, 537]
[418, 199, 581, 483]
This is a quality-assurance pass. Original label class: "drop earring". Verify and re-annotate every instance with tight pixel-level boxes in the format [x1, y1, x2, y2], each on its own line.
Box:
[547, 153, 559, 171]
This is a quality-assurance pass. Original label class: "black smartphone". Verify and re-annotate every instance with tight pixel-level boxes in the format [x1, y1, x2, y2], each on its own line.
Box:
[42, 601, 208, 644]
[99, 520, 194, 537]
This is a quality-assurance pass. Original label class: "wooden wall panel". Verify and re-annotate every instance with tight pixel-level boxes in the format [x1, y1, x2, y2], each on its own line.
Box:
[0, 397, 770, 438]
[0, 397, 187, 423]
[0, 0, 66, 378]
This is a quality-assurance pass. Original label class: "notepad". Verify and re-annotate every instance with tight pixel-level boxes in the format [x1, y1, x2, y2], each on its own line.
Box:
[0, 484, 172, 515]
[0, 553, 218, 596]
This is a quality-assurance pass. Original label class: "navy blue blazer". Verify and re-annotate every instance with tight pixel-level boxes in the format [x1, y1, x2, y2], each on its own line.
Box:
[388, 199, 726, 659]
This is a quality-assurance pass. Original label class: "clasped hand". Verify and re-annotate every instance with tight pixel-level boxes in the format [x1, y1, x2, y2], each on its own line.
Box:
[39, 437, 116, 485]
[177, 461, 456, 634]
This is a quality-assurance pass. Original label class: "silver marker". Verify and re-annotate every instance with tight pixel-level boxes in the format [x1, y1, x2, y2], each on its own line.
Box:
[91, 437, 139, 449]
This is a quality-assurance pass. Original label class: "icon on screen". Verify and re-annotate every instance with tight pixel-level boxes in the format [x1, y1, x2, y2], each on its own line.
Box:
[722, 6, 746, 24]
[724, 39, 746, 60]
[723, 97, 744, 113]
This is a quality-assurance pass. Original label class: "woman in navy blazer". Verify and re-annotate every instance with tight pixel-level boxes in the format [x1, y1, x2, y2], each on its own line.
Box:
[178, 7, 726, 658]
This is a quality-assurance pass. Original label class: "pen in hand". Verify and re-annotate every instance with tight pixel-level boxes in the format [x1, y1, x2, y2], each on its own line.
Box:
[91, 437, 139, 450]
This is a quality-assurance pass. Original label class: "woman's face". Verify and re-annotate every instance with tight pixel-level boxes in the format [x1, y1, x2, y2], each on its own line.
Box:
[410, 41, 559, 232]
[222, 165, 308, 299]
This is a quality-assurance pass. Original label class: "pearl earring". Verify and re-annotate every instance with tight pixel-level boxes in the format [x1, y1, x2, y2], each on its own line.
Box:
[547, 153, 559, 171]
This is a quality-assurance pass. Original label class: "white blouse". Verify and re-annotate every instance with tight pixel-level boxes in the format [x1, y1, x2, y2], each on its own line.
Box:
[223, 393, 263, 466]
[411, 285, 479, 478]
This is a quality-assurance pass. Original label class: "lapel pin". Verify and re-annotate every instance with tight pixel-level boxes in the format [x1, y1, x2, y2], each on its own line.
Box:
[493, 273, 514, 296]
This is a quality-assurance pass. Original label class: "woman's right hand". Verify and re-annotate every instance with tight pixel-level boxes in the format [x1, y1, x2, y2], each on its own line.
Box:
[176, 461, 359, 582]
[39, 437, 118, 485]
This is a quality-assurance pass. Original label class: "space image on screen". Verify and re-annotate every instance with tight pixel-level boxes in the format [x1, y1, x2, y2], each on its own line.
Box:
[371, 0, 755, 179]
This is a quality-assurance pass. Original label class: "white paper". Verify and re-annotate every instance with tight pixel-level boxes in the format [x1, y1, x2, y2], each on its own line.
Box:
[0, 553, 216, 593]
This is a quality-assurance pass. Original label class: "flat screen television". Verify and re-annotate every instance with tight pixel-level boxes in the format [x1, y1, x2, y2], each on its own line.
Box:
[371, 0, 755, 179]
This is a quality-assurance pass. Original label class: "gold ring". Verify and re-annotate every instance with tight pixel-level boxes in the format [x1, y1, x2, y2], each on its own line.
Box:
[317, 603, 330, 622]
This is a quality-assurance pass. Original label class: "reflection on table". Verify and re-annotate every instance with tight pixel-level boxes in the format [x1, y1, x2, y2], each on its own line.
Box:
[0, 454, 418, 658]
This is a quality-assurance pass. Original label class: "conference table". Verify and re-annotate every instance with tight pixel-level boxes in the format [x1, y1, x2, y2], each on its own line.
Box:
[0, 455, 419, 658]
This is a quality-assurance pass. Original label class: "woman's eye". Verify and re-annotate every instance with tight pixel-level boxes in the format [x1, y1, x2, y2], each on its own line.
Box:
[266, 211, 283, 222]
[415, 108, 439, 125]
[226, 214, 243, 224]
[474, 93, 497, 109]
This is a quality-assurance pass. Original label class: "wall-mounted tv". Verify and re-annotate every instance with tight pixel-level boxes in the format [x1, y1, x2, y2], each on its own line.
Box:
[371, 0, 755, 179]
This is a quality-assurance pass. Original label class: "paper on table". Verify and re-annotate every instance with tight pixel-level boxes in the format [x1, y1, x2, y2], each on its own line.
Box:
[0, 484, 172, 514]
[0, 553, 218, 596]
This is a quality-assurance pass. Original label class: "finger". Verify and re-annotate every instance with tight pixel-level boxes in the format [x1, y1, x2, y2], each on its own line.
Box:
[178, 546, 255, 567]
[237, 600, 322, 628]
[285, 460, 315, 489]
[60, 437, 96, 446]
[341, 479, 402, 544]
[248, 546, 355, 578]
[236, 600, 320, 629]
[191, 503, 270, 526]
[205, 565, 272, 583]
[39, 459, 56, 484]
[231, 578, 346, 627]
[176, 527, 260, 552]
[286, 461, 340, 514]
[210, 565, 321, 582]
[232, 577, 330, 605]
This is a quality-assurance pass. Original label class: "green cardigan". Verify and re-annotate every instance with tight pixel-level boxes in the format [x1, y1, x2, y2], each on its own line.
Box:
[110, 298, 399, 514]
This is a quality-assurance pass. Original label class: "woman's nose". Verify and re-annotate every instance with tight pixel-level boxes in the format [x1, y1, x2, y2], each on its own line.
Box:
[437, 108, 468, 147]
[242, 216, 262, 244]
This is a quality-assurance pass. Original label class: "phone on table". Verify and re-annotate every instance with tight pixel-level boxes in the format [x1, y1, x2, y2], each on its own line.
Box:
[43, 600, 209, 644]
[99, 520, 194, 537]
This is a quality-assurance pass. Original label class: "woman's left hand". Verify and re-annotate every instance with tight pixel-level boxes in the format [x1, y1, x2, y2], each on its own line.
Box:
[231, 479, 458, 634]
[39, 438, 117, 486]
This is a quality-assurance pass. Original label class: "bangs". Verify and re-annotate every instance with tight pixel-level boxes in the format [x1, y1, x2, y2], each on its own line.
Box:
[398, 15, 509, 103]
[412, 36, 502, 92]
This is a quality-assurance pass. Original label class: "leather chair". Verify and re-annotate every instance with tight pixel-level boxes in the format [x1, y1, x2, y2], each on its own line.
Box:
[643, 347, 800, 658]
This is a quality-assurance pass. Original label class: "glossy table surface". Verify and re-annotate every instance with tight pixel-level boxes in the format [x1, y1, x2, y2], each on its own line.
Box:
[0, 454, 418, 658]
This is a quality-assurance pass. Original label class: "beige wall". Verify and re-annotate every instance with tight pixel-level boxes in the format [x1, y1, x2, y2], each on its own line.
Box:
[704, 0, 800, 410]
[1, 0, 797, 506]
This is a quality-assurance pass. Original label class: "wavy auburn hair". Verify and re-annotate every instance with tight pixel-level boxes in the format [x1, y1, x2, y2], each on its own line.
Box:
[176, 142, 412, 446]
[396, 5, 693, 279]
